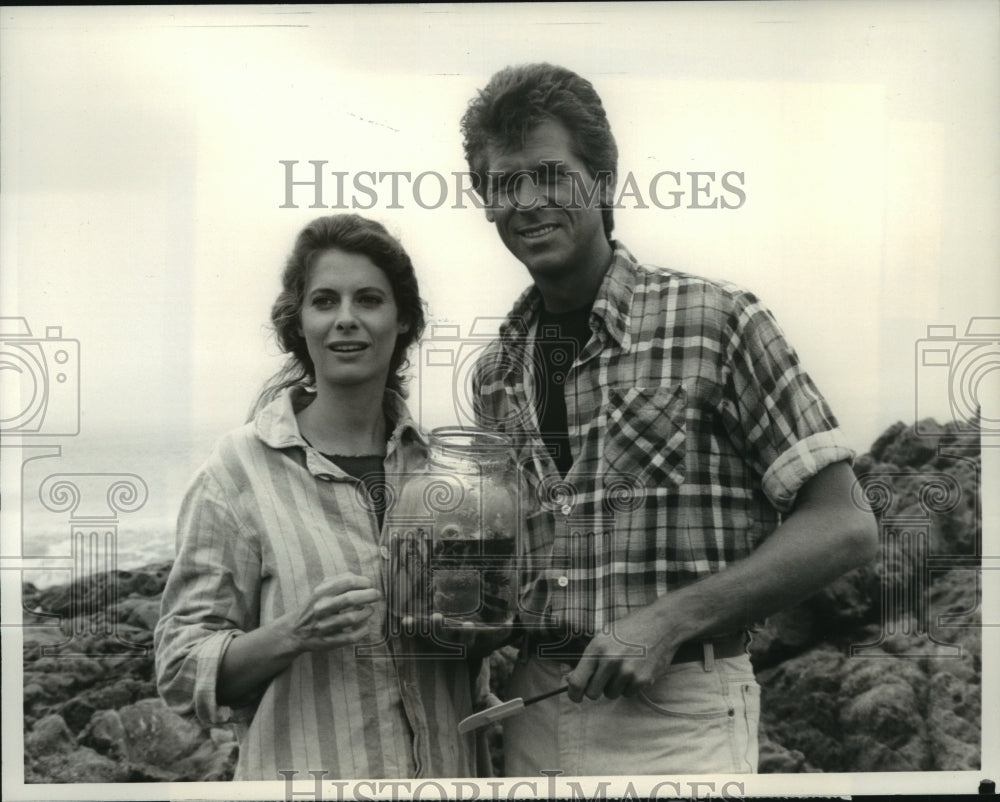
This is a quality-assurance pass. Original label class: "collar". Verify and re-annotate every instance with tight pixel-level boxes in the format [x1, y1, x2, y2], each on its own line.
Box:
[498, 239, 637, 352]
[254, 385, 428, 456]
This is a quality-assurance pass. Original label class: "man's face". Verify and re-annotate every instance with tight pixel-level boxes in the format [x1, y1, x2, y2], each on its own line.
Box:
[483, 118, 611, 280]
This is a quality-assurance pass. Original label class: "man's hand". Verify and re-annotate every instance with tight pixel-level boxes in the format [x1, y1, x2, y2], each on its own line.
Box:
[566, 601, 677, 701]
[566, 461, 877, 704]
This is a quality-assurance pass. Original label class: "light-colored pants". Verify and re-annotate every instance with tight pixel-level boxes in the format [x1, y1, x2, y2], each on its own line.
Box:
[502, 649, 761, 777]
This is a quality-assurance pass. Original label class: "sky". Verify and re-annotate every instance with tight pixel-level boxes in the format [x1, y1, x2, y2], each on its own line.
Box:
[2, 2, 998, 460]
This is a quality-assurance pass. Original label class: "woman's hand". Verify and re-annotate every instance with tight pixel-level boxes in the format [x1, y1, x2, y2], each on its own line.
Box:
[286, 572, 382, 654]
[217, 572, 381, 707]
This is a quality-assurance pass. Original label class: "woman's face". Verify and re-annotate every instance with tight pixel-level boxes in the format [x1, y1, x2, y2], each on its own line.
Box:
[299, 249, 408, 393]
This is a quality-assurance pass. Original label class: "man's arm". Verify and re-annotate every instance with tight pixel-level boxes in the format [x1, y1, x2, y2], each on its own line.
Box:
[566, 459, 878, 701]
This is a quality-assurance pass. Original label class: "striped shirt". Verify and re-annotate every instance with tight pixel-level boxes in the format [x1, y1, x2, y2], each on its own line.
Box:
[154, 388, 476, 780]
[473, 242, 854, 635]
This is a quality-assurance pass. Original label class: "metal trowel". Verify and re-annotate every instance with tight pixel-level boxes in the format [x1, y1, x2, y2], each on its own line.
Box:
[457, 686, 568, 734]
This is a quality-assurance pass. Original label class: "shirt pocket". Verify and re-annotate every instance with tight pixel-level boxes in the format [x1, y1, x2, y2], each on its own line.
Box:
[603, 384, 686, 488]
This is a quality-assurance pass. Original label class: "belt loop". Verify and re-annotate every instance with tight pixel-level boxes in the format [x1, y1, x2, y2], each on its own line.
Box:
[702, 641, 715, 672]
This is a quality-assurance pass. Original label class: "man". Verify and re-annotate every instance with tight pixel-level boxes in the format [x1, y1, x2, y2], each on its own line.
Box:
[459, 63, 878, 777]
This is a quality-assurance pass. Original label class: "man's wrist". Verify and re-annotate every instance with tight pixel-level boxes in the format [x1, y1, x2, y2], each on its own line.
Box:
[654, 586, 718, 653]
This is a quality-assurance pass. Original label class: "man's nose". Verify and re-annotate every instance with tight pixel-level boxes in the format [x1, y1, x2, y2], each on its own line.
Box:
[508, 173, 548, 211]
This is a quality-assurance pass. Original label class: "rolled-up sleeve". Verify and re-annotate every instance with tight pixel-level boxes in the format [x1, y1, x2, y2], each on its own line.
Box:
[722, 291, 855, 513]
[154, 467, 261, 726]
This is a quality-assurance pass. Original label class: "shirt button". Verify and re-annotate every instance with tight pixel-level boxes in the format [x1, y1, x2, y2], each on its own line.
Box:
[556, 576, 569, 587]
[560, 504, 572, 516]
[379, 545, 391, 560]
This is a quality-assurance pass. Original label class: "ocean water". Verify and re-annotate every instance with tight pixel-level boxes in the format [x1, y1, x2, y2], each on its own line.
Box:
[10, 427, 221, 589]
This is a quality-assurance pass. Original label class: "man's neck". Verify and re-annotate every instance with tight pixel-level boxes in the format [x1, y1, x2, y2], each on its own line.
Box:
[531, 239, 613, 314]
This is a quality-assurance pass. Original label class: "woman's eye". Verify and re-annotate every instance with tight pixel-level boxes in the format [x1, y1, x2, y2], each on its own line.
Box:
[312, 295, 336, 309]
[357, 294, 383, 307]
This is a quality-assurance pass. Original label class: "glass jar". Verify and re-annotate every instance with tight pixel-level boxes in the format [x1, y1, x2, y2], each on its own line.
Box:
[387, 427, 518, 630]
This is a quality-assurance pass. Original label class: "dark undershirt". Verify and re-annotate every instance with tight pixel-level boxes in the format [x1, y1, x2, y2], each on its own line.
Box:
[304, 438, 387, 531]
[534, 304, 593, 477]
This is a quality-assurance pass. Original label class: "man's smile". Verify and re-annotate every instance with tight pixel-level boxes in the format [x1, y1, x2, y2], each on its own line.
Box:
[518, 222, 559, 239]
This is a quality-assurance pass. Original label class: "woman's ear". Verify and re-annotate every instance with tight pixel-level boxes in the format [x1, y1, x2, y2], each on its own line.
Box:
[397, 319, 411, 334]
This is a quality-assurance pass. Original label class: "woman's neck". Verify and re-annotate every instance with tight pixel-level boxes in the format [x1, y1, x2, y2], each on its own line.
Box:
[296, 382, 389, 456]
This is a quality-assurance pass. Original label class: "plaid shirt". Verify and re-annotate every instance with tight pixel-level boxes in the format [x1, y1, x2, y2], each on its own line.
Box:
[472, 242, 854, 636]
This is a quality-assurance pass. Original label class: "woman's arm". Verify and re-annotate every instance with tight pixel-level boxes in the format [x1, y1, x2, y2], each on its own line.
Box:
[216, 572, 381, 706]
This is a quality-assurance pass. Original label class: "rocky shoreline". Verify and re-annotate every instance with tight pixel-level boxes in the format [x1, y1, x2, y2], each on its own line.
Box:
[22, 562, 239, 782]
[21, 419, 982, 781]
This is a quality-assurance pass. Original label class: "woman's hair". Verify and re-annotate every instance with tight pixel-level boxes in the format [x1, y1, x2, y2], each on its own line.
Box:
[460, 62, 619, 239]
[250, 214, 426, 418]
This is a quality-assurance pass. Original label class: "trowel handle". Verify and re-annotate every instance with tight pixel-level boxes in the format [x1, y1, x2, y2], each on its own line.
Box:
[523, 685, 569, 706]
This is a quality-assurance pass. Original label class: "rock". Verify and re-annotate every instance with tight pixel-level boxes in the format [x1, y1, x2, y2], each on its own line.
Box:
[25, 713, 76, 756]
[32, 561, 173, 618]
[79, 709, 128, 761]
[72, 677, 157, 714]
[876, 423, 938, 468]
[756, 646, 849, 770]
[186, 736, 240, 782]
[924, 672, 980, 770]
[23, 683, 46, 708]
[21, 623, 71, 655]
[840, 683, 929, 770]
[807, 564, 879, 631]
[113, 697, 236, 781]
[117, 697, 204, 766]
[21, 561, 241, 783]
[115, 597, 162, 630]
[21, 670, 77, 705]
[29, 745, 128, 783]
[750, 605, 818, 670]
[59, 697, 98, 734]
[758, 728, 816, 773]
[868, 421, 907, 463]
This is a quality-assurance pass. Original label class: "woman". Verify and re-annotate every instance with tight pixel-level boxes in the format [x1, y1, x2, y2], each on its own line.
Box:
[154, 214, 478, 780]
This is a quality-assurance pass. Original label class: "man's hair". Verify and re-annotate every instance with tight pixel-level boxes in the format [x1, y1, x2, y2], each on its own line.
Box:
[460, 63, 618, 239]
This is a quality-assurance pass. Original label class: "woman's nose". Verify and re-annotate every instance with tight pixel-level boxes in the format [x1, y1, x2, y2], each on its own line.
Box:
[334, 307, 359, 330]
